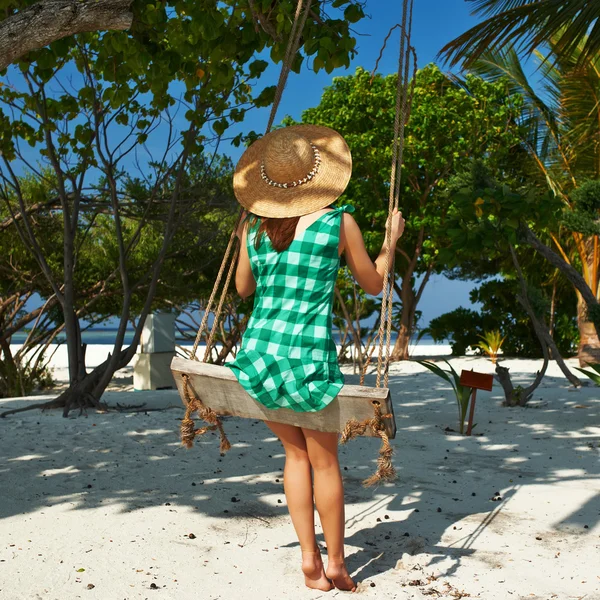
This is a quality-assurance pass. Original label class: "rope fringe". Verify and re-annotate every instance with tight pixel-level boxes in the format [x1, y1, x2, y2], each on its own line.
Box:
[180, 375, 231, 454]
[340, 402, 396, 487]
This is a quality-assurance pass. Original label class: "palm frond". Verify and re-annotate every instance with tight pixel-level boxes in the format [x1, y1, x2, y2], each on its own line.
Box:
[548, 37, 600, 179]
[467, 46, 569, 193]
[574, 366, 600, 386]
[440, 0, 600, 69]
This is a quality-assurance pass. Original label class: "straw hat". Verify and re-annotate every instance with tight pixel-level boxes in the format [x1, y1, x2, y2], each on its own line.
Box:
[233, 124, 352, 218]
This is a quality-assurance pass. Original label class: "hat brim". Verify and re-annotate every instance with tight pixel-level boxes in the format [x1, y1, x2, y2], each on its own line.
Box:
[233, 124, 352, 218]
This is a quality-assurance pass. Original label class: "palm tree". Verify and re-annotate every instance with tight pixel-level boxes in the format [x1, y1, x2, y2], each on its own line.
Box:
[440, 0, 600, 69]
[464, 38, 600, 363]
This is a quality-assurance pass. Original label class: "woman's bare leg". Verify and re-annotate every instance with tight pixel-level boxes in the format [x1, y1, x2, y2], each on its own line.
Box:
[302, 428, 356, 592]
[264, 421, 332, 591]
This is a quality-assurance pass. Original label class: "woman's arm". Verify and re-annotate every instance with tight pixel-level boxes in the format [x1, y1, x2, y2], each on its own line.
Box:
[234, 216, 257, 299]
[340, 208, 404, 296]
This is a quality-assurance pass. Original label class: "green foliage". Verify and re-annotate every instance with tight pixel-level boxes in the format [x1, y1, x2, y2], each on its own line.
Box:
[0, 2, 362, 160]
[570, 180, 600, 213]
[293, 65, 522, 261]
[455, 42, 600, 341]
[427, 279, 578, 358]
[417, 360, 473, 434]
[0, 5, 364, 388]
[426, 307, 485, 356]
[1, 153, 237, 340]
[440, 164, 558, 268]
[563, 180, 600, 236]
[574, 363, 600, 386]
[0, 350, 54, 398]
[290, 65, 522, 350]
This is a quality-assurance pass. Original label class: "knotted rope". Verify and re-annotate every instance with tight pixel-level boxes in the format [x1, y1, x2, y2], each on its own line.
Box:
[180, 374, 231, 453]
[180, 0, 312, 450]
[340, 400, 396, 486]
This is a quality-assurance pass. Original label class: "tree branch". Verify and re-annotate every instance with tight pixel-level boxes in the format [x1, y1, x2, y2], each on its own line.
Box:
[521, 223, 600, 339]
[0, 0, 133, 71]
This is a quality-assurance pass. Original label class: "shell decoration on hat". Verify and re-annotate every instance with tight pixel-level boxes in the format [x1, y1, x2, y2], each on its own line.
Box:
[233, 124, 352, 219]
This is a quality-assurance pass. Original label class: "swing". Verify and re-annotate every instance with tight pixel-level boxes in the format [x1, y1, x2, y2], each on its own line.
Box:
[171, 0, 417, 486]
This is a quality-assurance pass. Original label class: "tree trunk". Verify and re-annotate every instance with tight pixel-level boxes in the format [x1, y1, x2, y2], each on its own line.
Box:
[495, 246, 552, 406]
[577, 293, 600, 366]
[390, 263, 433, 361]
[0, 337, 20, 397]
[0, 0, 133, 71]
[63, 285, 87, 385]
[522, 225, 600, 341]
[0, 350, 115, 417]
[334, 286, 364, 371]
[391, 277, 414, 361]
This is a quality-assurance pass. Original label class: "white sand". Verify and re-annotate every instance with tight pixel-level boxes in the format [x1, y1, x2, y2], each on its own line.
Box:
[1, 352, 599, 599]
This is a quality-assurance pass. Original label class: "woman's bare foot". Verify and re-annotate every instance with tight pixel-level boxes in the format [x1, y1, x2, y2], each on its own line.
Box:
[302, 550, 333, 591]
[326, 560, 356, 592]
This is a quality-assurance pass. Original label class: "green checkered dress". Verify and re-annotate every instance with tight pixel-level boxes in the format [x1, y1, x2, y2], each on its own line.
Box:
[228, 205, 355, 412]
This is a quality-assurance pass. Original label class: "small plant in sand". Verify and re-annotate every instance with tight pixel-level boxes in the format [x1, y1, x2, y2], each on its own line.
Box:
[417, 360, 473, 434]
[574, 363, 600, 386]
[476, 330, 506, 364]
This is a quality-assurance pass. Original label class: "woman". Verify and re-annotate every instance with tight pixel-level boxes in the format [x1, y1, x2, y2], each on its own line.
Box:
[229, 125, 404, 592]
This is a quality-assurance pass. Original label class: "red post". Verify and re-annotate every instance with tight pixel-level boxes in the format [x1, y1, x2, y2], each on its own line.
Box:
[459, 370, 493, 437]
[466, 388, 477, 436]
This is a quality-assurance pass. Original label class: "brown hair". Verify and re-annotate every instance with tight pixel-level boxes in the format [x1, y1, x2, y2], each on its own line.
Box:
[253, 216, 301, 252]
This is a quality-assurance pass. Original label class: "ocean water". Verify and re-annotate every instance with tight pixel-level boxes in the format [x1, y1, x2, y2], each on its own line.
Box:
[9, 328, 193, 346]
[10, 327, 438, 347]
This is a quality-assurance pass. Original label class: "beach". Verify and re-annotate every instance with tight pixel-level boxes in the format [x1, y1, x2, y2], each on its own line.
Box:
[1, 348, 599, 599]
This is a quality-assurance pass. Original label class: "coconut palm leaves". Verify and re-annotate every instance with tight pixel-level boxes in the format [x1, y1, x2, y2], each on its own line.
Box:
[440, 0, 600, 69]
[466, 45, 567, 196]
[470, 39, 600, 195]
[463, 36, 600, 298]
[574, 363, 600, 386]
[417, 360, 473, 434]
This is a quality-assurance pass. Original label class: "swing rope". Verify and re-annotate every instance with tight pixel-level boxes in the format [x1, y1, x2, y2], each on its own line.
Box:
[359, 0, 416, 389]
[381, 0, 416, 390]
[181, 0, 417, 487]
[181, 0, 312, 451]
[346, 0, 417, 486]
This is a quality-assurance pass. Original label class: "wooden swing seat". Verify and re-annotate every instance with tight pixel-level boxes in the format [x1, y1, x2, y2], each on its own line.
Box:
[171, 356, 396, 439]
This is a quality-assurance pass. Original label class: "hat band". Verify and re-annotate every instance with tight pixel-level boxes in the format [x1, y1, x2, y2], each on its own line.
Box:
[260, 143, 322, 189]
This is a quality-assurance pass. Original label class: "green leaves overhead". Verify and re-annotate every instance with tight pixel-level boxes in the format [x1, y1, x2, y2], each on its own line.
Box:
[1, 0, 363, 159]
